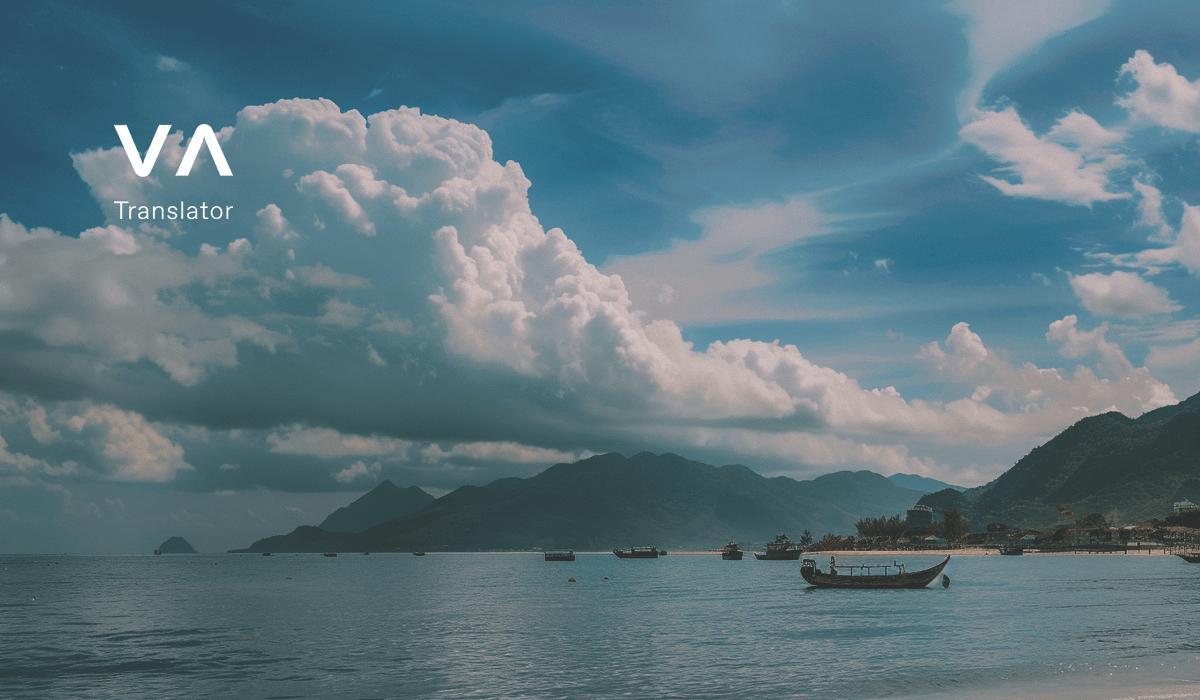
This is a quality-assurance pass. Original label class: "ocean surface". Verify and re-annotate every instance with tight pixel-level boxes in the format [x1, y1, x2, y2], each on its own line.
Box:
[2, 551, 1199, 699]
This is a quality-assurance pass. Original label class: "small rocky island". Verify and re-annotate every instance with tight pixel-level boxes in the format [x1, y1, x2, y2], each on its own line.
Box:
[156, 536, 197, 554]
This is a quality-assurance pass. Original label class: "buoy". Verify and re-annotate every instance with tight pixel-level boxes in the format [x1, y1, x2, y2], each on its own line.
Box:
[941, 574, 950, 588]
[567, 577, 576, 582]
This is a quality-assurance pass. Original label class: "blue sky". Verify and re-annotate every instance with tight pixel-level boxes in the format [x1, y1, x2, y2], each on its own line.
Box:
[1, 0, 1199, 552]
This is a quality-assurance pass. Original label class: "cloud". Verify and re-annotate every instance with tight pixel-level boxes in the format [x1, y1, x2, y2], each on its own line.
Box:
[1117, 50, 1200, 132]
[268, 426, 411, 460]
[950, 0, 1112, 118]
[333, 460, 378, 484]
[156, 55, 189, 72]
[1, 97, 1183, 496]
[960, 107, 1129, 205]
[1046, 315, 1135, 381]
[421, 442, 590, 465]
[1091, 202, 1200, 276]
[66, 404, 190, 482]
[1069, 270, 1180, 318]
[602, 197, 824, 324]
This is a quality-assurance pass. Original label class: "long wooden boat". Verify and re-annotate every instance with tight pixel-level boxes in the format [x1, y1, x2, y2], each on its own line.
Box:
[800, 556, 950, 589]
[613, 547, 660, 559]
[545, 550, 575, 562]
[754, 533, 802, 560]
[1177, 552, 1200, 563]
[721, 542, 744, 560]
[998, 544, 1025, 555]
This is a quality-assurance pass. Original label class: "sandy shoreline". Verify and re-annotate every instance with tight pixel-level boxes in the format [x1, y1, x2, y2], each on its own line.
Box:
[671, 547, 1184, 556]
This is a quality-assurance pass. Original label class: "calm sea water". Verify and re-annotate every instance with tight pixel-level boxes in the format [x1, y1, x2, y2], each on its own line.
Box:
[2, 552, 1199, 699]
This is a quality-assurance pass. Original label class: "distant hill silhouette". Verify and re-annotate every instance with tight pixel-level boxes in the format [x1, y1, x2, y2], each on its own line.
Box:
[157, 536, 196, 553]
[318, 480, 434, 533]
[887, 473, 965, 493]
[234, 452, 926, 552]
[922, 391, 1200, 530]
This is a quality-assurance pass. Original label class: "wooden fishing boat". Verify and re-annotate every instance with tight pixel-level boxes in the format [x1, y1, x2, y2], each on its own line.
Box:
[800, 556, 950, 589]
[721, 542, 744, 560]
[545, 550, 575, 562]
[998, 544, 1025, 555]
[613, 547, 660, 559]
[754, 533, 802, 560]
[1176, 552, 1200, 563]
[323, 552, 337, 557]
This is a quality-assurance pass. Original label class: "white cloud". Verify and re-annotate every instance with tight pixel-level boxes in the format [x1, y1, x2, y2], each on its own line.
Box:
[3, 96, 1184, 495]
[1117, 50, 1200, 132]
[267, 425, 411, 460]
[333, 460, 378, 484]
[1069, 270, 1180, 318]
[156, 55, 189, 72]
[603, 197, 824, 324]
[960, 107, 1129, 205]
[421, 442, 590, 465]
[1092, 202, 1200, 276]
[1046, 315, 1135, 381]
[950, 0, 1112, 118]
[65, 405, 190, 482]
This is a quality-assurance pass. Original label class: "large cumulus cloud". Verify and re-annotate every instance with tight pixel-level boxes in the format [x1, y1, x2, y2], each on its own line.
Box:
[0, 98, 1180, 497]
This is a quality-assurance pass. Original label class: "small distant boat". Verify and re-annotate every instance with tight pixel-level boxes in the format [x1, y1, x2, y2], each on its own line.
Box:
[413, 551, 426, 556]
[721, 542, 744, 560]
[755, 533, 802, 560]
[998, 544, 1025, 556]
[801, 556, 950, 589]
[659, 549, 668, 556]
[363, 552, 370, 556]
[153, 549, 162, 556]
[1177, 552, 1200, 563]
[262, 552, 272, 556]
[323, 552, 337, 557]
[613, 547, 660, 559]
[545, 550, 575, 562]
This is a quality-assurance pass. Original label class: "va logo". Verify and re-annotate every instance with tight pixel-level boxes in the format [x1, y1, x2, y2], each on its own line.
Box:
[115, 124, 232, 177]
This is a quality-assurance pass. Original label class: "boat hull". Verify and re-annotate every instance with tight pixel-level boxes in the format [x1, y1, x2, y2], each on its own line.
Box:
[722, 551, 743, 560]
[754, 550, 801, 560]
[800, 556, 950, 589]
[1177, 553, 1200, 563]
[545, 552, 576, 562]
[613, 548, 659, 558]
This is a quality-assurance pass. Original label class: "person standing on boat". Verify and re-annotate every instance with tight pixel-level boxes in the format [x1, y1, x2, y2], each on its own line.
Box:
[829, 555, 837, 575]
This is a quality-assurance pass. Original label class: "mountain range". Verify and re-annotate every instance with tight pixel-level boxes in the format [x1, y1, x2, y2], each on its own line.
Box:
[919, 391, 1200, 531]
[234, 390, 1200, 551]
[235, 452, 927, 552]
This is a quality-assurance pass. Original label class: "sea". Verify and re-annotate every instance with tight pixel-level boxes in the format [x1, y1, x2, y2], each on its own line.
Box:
[2, 551, 1199, 700]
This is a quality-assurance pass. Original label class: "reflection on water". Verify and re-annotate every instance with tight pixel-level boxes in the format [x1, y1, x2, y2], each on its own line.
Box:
[1, 553, 1199, 699]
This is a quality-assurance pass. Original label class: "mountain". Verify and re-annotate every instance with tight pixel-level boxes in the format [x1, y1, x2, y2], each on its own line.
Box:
[157, 536, 196, 553]
[355, 452, 923, 551]
[235, 452, 927, 552]
[887, 473, 965, 493]
[924, 391, 1200, 531]
[318, 480, 434, 533]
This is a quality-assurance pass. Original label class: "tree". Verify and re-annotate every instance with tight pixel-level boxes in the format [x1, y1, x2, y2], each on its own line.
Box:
[855, 514, 906, 539]
[799, 530, 814, 548]
[941, 510, 970, 539]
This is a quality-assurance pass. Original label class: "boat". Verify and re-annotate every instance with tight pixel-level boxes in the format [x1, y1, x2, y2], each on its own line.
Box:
[323, 552, 337, 557]
[800, 556, 951, 589]
[613, 547, 660, 559]
[721, 542, 744, 560]
[153, 549, 162, 555]
[262, 552, 272, 556]
[754, 533, 802, 560]
[413, 551, 426, 556]
[545, 550, 575, 562]
[1177, 552, 1200, 563]
[998, 544, 1025, 555]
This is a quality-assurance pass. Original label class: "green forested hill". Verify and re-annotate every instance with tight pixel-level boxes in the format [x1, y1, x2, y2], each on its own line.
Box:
[949, 391, 1200, 530]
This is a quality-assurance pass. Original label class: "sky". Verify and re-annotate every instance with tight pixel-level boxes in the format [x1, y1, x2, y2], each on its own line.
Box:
[1, 0, 1199, 553]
